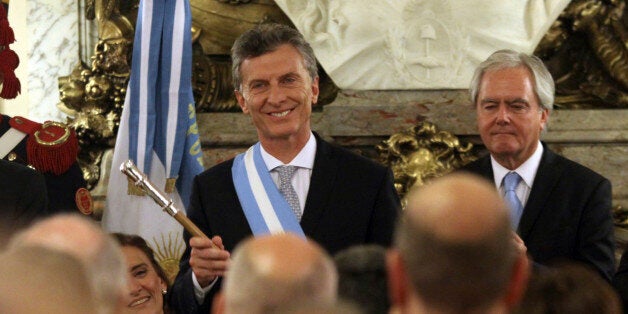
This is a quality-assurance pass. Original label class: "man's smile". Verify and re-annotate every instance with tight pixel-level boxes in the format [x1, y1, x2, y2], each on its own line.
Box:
[269, 109, 292, 117]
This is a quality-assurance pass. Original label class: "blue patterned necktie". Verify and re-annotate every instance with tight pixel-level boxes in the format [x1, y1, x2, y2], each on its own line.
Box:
[503, 172, 524, 229]
[276, 166, 302, 221]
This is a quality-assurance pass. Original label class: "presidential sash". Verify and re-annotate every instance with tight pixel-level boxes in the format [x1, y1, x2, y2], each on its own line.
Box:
[232, 143, 305, 238]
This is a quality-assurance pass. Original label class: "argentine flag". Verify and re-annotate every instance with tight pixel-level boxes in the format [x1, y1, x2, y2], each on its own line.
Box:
[103, 0, 204, 270]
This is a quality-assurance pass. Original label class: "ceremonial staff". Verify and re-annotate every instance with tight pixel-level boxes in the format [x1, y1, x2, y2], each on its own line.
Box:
[120, 160, 214, 246]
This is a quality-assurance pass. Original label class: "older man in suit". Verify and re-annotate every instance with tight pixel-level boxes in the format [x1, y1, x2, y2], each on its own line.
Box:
[460, 49, 615, 281]
[170, 23, 401, 314]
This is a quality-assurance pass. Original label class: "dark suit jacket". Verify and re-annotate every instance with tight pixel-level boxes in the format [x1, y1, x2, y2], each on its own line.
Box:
[170, 134, 401, 313]
[460, 144, 615, 281]
[613, 249, 628, 313]
[0, 159, 49, 246]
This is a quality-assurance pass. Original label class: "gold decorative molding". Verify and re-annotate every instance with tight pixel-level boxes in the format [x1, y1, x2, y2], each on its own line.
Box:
[536, 0, 628, 109]
[376, 121, 478, 208]
[58, 0, 138, 189]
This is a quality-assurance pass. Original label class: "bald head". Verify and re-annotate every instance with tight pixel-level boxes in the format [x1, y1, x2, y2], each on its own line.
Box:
[394, 173, 516, 312]
[405, 172, 510, 242]
[0, 246, 95, 314]
[9, 214, 126, 314]
[11, 214, 108, 262]
[223, 233, 338, 314]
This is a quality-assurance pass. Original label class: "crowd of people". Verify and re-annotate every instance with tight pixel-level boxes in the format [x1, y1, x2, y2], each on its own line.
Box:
[0, 22, 625, 313]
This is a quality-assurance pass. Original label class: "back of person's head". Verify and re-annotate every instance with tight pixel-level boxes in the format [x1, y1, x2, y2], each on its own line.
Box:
[270, 300, 362, 314]
[231, 23, 318, 91]
[469, 49, 554, 111]
[0, 245, 95, 313]
[8, 213, 126, 314]
[221, 233, 337, 314]
[515, 262, 622, 314]
[388, 173, 528, 313]
[334, 244, 390, 314]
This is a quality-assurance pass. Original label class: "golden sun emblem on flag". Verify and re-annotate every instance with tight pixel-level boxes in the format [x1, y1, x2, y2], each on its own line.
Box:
[151, 232, 185, 284]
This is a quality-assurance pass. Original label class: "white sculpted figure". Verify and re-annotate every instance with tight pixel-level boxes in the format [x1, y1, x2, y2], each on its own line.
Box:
[275, 0, 570, 89]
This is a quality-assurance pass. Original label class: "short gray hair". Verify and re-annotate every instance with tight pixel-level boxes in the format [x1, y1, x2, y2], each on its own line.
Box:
[231, 23, 318, 91]
[469, 49, 554, 111]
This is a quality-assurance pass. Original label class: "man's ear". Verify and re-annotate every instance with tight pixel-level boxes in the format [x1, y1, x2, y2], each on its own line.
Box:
[311, 76, 320, 106]
[386, 249, 409, 309]
[503, 252, 530, 310]
[539, 108, 549, 131]
[211, 291, 225, 314]
[235, 90, 249, 114]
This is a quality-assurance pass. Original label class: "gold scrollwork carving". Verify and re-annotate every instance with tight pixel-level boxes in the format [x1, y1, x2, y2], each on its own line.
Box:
[376, 122, 478, 208]
[58, 0, 139, 189]
[535, 0, 628, 109]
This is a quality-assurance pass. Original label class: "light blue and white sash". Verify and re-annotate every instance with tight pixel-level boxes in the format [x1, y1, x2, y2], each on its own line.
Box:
[232, 143, 305, 238]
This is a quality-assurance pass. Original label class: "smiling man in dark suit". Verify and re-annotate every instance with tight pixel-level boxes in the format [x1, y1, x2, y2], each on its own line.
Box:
[170, 23, 401, 314]
[460, 49, 615, 281]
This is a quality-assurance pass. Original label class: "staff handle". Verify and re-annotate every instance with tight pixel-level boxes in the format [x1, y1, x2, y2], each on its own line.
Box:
[119, 160, 214, 246]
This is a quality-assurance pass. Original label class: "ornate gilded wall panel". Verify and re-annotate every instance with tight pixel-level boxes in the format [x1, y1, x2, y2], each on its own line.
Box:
[376, 121, 478, 208]
[536, 0, 628, 108]
[58, 0, 138, 188]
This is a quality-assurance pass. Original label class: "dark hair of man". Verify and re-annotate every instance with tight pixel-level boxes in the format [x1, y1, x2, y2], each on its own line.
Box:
[514, 263, 621, 314]
[394, 213, 515, 312]
[111, 232, 170, 286]
[231, 23, 318, 91]
[334, 245, 390, 314]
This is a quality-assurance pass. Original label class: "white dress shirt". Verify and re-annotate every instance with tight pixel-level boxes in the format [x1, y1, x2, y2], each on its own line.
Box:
[193, 132, 317, 301]
[491, 141, 544, 208]
[260, 132, 317, 215]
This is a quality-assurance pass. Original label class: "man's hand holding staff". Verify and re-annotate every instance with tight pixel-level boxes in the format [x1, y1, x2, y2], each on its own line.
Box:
[120, 160, 229, 287]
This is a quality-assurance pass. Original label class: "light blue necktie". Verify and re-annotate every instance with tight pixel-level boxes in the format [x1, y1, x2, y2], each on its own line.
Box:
[503, 172, 524, 229]
[276, 166, 302, 222]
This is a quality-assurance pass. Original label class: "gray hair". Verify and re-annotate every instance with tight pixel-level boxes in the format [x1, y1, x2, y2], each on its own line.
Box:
[231, 23, 318, 91]
[469, 49, 554, 111]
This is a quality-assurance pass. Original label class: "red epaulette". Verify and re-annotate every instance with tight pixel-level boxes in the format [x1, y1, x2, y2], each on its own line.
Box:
[25, 120, 80, 175]
[9, 116, 41, 134]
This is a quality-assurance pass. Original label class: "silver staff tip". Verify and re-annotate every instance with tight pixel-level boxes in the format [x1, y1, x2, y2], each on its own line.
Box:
[120, 159, 136, 172]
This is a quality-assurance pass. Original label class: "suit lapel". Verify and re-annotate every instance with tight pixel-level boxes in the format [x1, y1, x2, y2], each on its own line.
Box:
[518, 146, 564, 239]
[300, 134, 338, 235]
[476, 155, 494, 181]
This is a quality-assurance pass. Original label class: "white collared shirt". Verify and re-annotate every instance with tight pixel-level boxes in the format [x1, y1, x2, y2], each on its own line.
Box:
[260, 132, 317, 213]
[491, 141, 544, 208]
[192, 132, 318, 300]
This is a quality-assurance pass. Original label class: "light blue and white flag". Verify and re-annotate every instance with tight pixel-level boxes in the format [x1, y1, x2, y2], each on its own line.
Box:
[103, 0, 204, 266]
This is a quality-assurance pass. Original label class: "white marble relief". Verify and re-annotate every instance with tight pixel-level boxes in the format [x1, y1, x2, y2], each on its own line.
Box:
[25, 0, 79, 122]
[275, 0, 571, 90]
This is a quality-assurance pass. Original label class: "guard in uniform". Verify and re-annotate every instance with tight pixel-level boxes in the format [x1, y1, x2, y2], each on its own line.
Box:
[0, 114, 88, 214]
